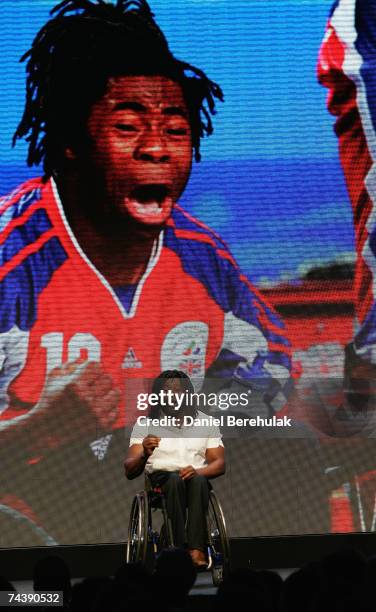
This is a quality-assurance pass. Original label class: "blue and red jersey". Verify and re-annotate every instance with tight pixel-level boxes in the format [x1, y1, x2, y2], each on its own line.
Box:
[318, 0, 376, 360]
[0, 177, 292, 427]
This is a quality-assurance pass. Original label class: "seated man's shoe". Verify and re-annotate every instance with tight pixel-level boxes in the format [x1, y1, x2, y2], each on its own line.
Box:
[189, 548, 207, 569]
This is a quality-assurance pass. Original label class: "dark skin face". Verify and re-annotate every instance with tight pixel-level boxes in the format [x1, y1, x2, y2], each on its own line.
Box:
[65, 75, 193, 230]
[160, 377, 185, 418]
[58, 75, 193, 285]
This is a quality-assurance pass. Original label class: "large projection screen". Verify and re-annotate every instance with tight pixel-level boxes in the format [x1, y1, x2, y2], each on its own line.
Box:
[1, 0, 375, 548]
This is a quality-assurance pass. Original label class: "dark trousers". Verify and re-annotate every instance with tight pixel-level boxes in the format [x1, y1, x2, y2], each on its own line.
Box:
[148, 471, 211, 552]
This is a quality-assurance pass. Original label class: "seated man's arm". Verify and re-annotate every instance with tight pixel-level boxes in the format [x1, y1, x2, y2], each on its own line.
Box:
[124, 435, 160, 480]
[180, 446, 225, 481]
[124, 444, 148, 480]
[198, 446, 225, 479]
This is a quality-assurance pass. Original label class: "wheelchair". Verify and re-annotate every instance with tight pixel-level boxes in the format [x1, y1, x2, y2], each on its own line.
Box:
[126, 474, 230, 585]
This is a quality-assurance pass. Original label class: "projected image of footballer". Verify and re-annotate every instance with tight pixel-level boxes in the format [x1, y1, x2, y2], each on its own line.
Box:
[0, 0, 292, 545]
[318, 0, 376, 531]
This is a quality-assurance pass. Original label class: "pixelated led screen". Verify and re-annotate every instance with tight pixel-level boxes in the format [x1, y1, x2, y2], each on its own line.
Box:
[1, 0, 376, 548]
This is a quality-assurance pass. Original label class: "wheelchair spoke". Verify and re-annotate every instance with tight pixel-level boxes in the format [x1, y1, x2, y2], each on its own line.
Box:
[207, 490, 230, 586]
[126, 492, 148, 564]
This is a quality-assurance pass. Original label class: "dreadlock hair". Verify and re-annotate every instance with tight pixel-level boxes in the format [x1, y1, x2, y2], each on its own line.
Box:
[149, 370, 197, 419]
[13, 0, 223, 178]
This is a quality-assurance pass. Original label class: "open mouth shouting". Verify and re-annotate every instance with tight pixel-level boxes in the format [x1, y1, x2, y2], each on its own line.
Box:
[124, 183, 173, 225]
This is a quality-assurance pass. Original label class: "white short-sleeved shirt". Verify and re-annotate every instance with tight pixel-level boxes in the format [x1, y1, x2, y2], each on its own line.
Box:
[129, 410, 224, 474]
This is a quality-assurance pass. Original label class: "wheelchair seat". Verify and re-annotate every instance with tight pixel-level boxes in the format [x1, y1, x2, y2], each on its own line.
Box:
[144, 474, 165, 510]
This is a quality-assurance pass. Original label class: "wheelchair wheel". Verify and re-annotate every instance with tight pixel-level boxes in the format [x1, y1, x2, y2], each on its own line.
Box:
[126, 492, 148, 564]
[207, 490, 230, 586]
[157, 497, 174, 551]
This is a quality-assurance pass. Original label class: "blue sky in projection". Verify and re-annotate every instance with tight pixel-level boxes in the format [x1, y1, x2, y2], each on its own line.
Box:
[0, 0, 353, 284]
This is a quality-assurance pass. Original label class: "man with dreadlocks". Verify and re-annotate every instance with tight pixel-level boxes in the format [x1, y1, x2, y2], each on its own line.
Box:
[0, 0, 292, 544]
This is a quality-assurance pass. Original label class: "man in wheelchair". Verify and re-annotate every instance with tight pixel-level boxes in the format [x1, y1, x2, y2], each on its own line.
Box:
[124, 370, 225, 569]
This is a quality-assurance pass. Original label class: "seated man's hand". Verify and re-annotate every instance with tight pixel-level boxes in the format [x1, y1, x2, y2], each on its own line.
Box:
[179, 465, 197, 480]
[142, 435, 160, 457]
